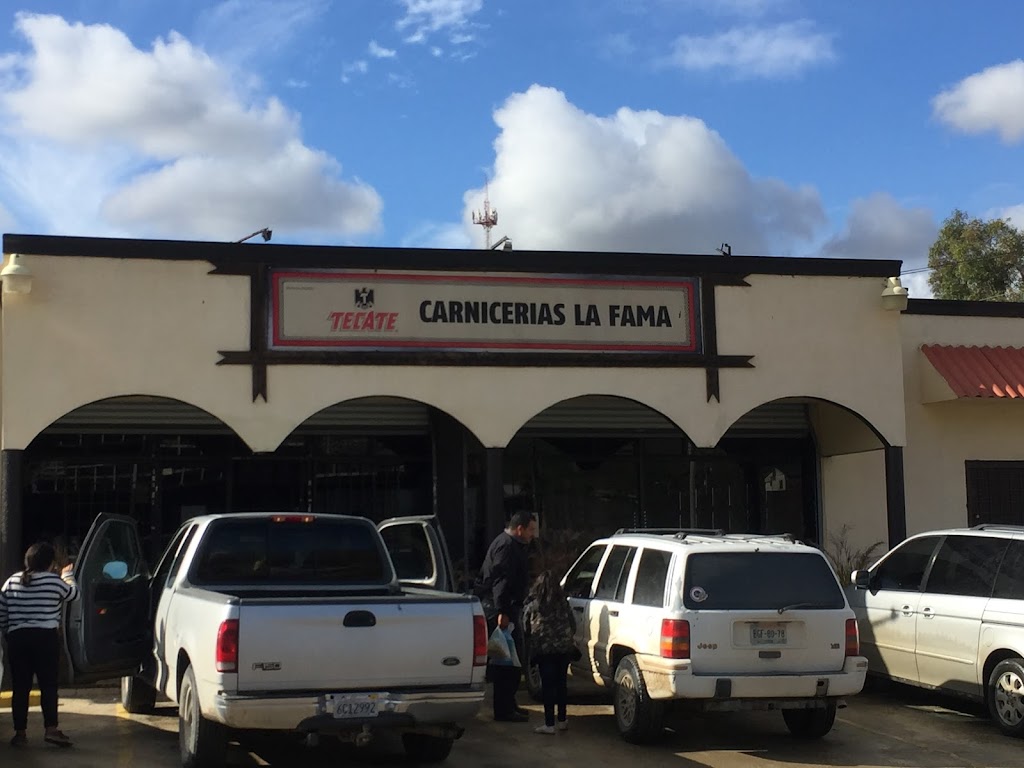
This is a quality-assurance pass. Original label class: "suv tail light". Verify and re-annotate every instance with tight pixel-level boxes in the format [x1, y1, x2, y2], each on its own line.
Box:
[216, 619, 239, 673]
[845, 618, 860, 657]
[660, 619, 690, 659]
[473, 615, 488, 666]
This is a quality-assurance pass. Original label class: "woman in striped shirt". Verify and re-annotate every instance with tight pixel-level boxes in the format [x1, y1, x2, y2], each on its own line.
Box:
[0, 542, 79, 748]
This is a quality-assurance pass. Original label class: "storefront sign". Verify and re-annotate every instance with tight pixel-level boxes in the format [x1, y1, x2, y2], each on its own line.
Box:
[270, 270, 701, 353]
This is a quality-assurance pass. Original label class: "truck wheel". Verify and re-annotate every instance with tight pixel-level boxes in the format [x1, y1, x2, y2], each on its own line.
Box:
[121, 674, 157, 714]
[782, 702, 837, 739]
[179, 665, 228, 768]
[613, 655, 664, 744]
[988, 658, 1024, 737]
[402, 733, 454, 763]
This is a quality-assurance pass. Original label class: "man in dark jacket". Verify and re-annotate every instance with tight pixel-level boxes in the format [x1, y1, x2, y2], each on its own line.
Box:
[475, 511, 537, 722]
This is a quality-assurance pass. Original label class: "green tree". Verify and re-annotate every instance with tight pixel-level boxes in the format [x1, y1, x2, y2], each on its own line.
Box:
[927, 209, 1024, 301]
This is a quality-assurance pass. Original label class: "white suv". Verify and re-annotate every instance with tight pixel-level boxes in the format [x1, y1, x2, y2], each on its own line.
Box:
[548, 529, 867, 743]
[847, 524, 1024, 737]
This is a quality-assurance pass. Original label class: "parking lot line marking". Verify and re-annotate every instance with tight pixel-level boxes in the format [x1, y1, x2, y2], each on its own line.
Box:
[836, 714, 987, 768]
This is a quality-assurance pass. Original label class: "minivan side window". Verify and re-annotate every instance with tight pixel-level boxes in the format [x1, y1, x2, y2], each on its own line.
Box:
[993, 541, 1024, 600]
[564, 545, 606, 599]
[925, 536, 1008, 597]
[872, 536, 940, 592]
[594, 546, 637, 602]
[632, 549, 673, 607]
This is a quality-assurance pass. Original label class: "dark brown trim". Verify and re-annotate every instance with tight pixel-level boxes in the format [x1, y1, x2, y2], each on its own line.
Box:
[1, 449, 24, 581]
[702, 278, 720, 402]
[905, 298, 1024, 318]
[250, 266, 269, 402]
[3, 233, 902, 279]
[485, 447, 504, 538]
[217, 349, 755, 369]
[884, 446, 907, 548]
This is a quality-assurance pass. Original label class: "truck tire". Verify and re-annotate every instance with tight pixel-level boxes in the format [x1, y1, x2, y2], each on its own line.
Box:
[988, 657, 1024, 737]
[179, 665, 229, 768]
[782, 702, 837, 739]
[121, 674, 157, 714]
[613, 655, 664, 744]
[402, 733, 454, 763]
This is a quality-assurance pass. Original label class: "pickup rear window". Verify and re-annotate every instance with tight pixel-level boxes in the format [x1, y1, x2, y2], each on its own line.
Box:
[683, 552, 845, 611]
[192, 517, 390, 586]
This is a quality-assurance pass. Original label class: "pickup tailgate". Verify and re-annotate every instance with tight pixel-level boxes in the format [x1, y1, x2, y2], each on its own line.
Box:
[236, 594, 478, 691]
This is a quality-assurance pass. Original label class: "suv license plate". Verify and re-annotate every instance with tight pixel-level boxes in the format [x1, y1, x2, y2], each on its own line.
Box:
[332, 697, 379, 719]
[750, 623, 787, 646]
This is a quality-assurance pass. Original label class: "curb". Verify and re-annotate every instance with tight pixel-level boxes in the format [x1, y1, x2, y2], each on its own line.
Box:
[0, 690, 41, 708]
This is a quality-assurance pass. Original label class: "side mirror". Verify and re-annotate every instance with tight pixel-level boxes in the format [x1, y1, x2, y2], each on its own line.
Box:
[102, 561, 129, 581]
[851, 569, 871, 590]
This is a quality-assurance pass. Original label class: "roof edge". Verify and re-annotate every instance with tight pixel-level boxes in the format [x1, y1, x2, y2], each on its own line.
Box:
[3, 233, 901, 278]
[906, 298, 1024, 318]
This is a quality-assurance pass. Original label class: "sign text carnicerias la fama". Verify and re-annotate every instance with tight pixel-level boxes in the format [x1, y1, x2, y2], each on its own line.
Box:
[270, 270, 701, 353]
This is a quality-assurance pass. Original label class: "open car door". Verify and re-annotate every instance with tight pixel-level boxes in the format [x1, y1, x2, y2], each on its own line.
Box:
[64, 514, 151, 684]
[378, 515, 455, 592]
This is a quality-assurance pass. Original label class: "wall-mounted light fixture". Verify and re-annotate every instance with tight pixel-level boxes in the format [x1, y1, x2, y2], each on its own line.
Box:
[881, 276, 908, 312]
[0, 253, 33, 294]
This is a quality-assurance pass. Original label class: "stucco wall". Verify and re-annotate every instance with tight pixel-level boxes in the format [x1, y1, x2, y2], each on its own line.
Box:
[901, 314, 1024, 534]
[1, 254, 906, 453]
[820, 449, 888, 559]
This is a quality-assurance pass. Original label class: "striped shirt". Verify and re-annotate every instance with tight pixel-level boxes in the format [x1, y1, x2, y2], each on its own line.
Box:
[0, 571, 79, 634]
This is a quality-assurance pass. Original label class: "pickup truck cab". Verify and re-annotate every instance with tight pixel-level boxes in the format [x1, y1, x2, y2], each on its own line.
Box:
[64, 512, 487, 767]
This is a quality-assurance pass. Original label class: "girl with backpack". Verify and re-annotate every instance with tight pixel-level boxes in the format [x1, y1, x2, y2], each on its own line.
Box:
[523, 570, 578, 734]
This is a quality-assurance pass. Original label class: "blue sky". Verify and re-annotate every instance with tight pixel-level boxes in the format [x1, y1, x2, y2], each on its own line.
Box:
[2, 1, 1024, 296]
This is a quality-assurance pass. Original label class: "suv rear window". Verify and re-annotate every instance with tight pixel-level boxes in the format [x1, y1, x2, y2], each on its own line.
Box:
[192, 517, 390, 585]
[683, 552, 845, 611]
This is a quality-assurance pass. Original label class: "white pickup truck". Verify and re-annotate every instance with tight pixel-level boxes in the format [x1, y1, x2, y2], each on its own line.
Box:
[63, 512, 487, 767]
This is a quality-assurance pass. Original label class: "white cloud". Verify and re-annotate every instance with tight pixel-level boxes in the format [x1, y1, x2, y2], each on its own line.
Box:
[674, 0, 788, 16]
[460, 85, 825, 254]
[342, 59, 369, 82]
[396, 0, 482, 44]
[0, 14, 381, 240]
[992, 203, 1024, 229]
[401, 221, 473, 249]
[194, 0, 328, 67]
[821, 193, 937, 269]
[670, 20, 834, 79]
[369, 40, 397, 58]
[430, 46, 444, 57]
[933, 60, 1024, 143]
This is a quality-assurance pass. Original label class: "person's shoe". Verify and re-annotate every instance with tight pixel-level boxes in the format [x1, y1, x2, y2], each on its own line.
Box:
[534, 725, 556, 735]
[494, 711, 529, 723]
[44, 730, 72, 748]
[556, 719, 569, 732]
[10, 733, 27, 747]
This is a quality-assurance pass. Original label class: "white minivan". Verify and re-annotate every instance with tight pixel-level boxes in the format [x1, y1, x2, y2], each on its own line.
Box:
[534, 529, 867, 743]
[848, 524, 1024, 737]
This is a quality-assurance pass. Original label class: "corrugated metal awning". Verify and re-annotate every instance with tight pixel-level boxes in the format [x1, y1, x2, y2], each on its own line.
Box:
[921, 345, 1024, 400]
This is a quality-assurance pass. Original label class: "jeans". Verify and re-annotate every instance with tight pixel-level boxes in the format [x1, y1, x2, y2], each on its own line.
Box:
[7, 628, 60, 731]
[535, 653, 569, 727]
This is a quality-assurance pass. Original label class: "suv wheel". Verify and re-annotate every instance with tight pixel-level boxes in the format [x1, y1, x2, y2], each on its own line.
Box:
[988, 658, 1024, 737]
[782, 702, 837, 739]
[121, 674, 157, 714]
[613, 655, 664, 744]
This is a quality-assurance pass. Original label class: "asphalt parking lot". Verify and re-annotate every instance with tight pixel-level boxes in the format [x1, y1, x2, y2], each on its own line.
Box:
[1, 682, 1021, 768]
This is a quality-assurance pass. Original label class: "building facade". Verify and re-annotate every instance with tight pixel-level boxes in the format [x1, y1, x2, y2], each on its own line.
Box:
[0, 234, 1021, 582]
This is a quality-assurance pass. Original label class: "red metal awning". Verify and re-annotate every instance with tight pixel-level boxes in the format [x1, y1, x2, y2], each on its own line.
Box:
[921, 345, 1024, 399]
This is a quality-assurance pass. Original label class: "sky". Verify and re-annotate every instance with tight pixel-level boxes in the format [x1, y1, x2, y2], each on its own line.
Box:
[1, 1, 1024, 298]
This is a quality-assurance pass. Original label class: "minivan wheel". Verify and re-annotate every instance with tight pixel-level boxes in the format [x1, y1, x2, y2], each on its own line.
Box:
[179, 665, 229, 768]
[782, 702, 837, 739]
[988, 658, 1024, 737]
[121, 674, 157, 714]
[613, 655, 664, 744]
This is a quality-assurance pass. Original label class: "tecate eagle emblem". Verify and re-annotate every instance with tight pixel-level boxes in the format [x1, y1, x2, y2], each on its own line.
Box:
[442, 657, 461, 667]
[253, 662, 282, 671]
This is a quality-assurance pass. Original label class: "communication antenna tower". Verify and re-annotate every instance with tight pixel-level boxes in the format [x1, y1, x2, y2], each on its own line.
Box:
[472, 184, 498, 249]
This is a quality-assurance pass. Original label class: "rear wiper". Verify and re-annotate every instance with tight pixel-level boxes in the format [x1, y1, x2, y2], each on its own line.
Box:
[777, 602, 832, 614]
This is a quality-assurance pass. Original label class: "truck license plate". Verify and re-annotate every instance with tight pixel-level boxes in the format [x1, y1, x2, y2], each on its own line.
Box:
[331, 695, 379, 719]
[750, 623, 787, 645]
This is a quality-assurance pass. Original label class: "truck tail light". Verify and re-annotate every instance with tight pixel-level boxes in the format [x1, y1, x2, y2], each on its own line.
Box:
[216, 619, 239, 673]
[473, 615, 488, 666]
[845, 618, 860, 657]
[660, 619, 690, 659]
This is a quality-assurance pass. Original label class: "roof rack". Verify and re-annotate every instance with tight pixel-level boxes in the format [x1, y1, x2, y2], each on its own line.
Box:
[613, 527, 724, 537]
[971, 524, 1024, 532]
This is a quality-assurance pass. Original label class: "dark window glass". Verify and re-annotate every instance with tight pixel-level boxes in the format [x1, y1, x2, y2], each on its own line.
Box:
[594, 546, 636, 601]
[165, 526, 198, 587]
[380, 524, 434, 582]
[872, 536, 940, 592]
[614, 548, 638, 602]
[993, 541, 1024, 600]
[151, 525, 191, 590]
[925, 536, 1008, 597]
[632, 549, 673, 607]
[564, 546, 606, 599]
[683, 552, 844, 610]
[192, 517, 388, 585]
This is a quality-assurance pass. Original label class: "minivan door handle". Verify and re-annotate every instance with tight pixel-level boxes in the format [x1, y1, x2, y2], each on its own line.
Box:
[608, 610, 619, 618]
[901, 605, 914, 616]
[921, 607, 934, 619]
